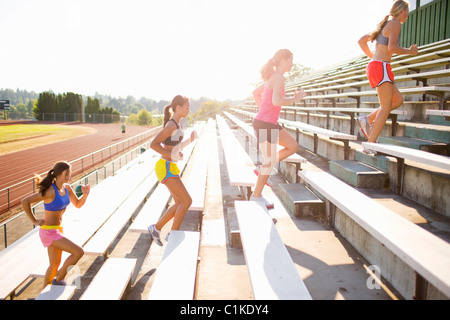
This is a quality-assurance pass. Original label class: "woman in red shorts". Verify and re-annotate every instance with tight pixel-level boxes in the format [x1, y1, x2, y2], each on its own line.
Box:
[357, 0, 417, 150]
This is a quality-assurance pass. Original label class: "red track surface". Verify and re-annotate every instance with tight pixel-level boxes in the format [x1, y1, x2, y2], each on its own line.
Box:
[0, 122, 154, 215]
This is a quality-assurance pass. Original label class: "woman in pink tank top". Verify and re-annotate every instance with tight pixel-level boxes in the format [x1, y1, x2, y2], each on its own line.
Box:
[251, 49, 306, 209]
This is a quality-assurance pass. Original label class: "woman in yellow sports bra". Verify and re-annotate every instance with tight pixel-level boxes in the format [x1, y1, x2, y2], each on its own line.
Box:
[357, 0, 417, 150]
[148, 95, 198, 246]
[22, 161, 90, 289]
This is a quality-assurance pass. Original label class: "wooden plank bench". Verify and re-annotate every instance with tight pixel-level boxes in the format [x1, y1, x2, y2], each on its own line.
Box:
[278, 106, 406, 136]
[82, 173, 158, 257]
[287, 66, 450, 96]
[35, 285, 77, 300]
[234, 200, 312, 300]
[147, 230, 200, 300]
[217, 115, 256, 199]
[79, 257, 137, 300]
[298, 170, 450, 299]
[185, 119, 214, 211]
[128, 183, 171, 233]
[299, 85, 450, 110]
[0, 229, 47, 299]
[362, 142, 450, 194]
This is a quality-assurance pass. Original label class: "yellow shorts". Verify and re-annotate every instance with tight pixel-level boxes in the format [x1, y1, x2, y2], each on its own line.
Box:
[155, 158, 180, 184]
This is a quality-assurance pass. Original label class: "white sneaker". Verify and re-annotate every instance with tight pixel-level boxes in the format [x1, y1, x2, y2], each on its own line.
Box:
[147, 224, 163, 246]
[165, 232, 171, 242]
[357, 116, 372, 139]
[250, 195, 274, 209]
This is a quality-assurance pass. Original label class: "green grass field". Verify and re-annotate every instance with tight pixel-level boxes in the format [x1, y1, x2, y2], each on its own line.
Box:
[0, 124, 95, 155]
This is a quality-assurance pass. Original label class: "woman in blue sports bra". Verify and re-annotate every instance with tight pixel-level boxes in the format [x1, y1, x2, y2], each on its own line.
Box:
[22, 161, 90, 289]
[357, 0, 417, 150]
[147, 95, 198, 246]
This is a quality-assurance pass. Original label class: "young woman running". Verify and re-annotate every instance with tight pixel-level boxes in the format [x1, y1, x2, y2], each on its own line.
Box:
[22, 161, 90, 288]
[251, 49, 307, 208]
[357, 0, 417, 149]
[147, 95, 197, 246]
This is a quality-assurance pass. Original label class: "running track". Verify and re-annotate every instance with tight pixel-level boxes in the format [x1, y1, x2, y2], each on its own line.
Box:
[0, 122, 154, 214]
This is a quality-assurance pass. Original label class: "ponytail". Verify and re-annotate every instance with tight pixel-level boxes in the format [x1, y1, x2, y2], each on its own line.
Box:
[36, 161, 70, 196]
[164, 95, 189, 126]
[163, 104, 173, 127]
[260, 49, 293, 81]
[369, 15, 390, 42]
[261, 58, 275, 82]
[370, 0, 410, 42]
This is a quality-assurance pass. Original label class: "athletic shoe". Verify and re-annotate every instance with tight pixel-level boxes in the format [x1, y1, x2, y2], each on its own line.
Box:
[357, 116, 372, 139]
[148, 224, 163, 246]
[52, 278, 67, 286]
[250, 195, 274, 210]
[165, 232, 171, 242]
[253, 165, 272, 187]
[362, 148, 376, 155]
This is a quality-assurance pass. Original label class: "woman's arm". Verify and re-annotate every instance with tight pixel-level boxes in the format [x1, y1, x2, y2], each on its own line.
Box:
[21, 192, 47, 226]
[358, 33, 374, 59]
[387, 21, 418, 56]
[180, 130, 198, 150]
[150, 123, 177, 159]
[271, 74, 306, 106]
[67, 184, 90, 209]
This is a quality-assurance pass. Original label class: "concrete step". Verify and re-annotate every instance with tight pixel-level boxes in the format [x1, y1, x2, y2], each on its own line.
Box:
[404, 123, 450, 145]
[329, 160, 389, 189]
[378, 136, 449, 156]
[278, 183, 324, 218]
[428, 115, 450, 127]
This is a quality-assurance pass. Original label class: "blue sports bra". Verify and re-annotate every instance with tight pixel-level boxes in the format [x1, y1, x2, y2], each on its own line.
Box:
[44, 183, 70, 211]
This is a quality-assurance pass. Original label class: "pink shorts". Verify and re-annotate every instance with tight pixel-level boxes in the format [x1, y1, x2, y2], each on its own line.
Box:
[39, 226, 64, 247]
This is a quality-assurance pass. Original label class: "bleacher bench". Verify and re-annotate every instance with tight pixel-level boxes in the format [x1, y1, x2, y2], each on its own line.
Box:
[147, 230, 200, 300]
[235, 200, 312, 300]
[298, 86, 450, 110]
[80, 257, 137, 300]
[362, 142, 450, 194]
[280, 106, 406, 136]
[82, 173, 158, 257]
[217, 115, 256, 199]
[298, 170, 450, 299]
[426, 109, 450, 120]
[35, 285, 77, 300]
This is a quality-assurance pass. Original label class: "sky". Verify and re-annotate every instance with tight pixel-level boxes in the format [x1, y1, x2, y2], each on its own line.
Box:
[0, 0, 396, 102]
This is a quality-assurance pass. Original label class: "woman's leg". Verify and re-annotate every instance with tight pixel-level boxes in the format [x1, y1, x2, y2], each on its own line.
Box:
[277, 128, 298, 162]
[157, 177, 192, 231]
[366, 86, 403, 125]
[253, 139, 276, 197]
[368, 83, 395, 143]
[43, 246, 62, 288]
[49, 237, 84, 283]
